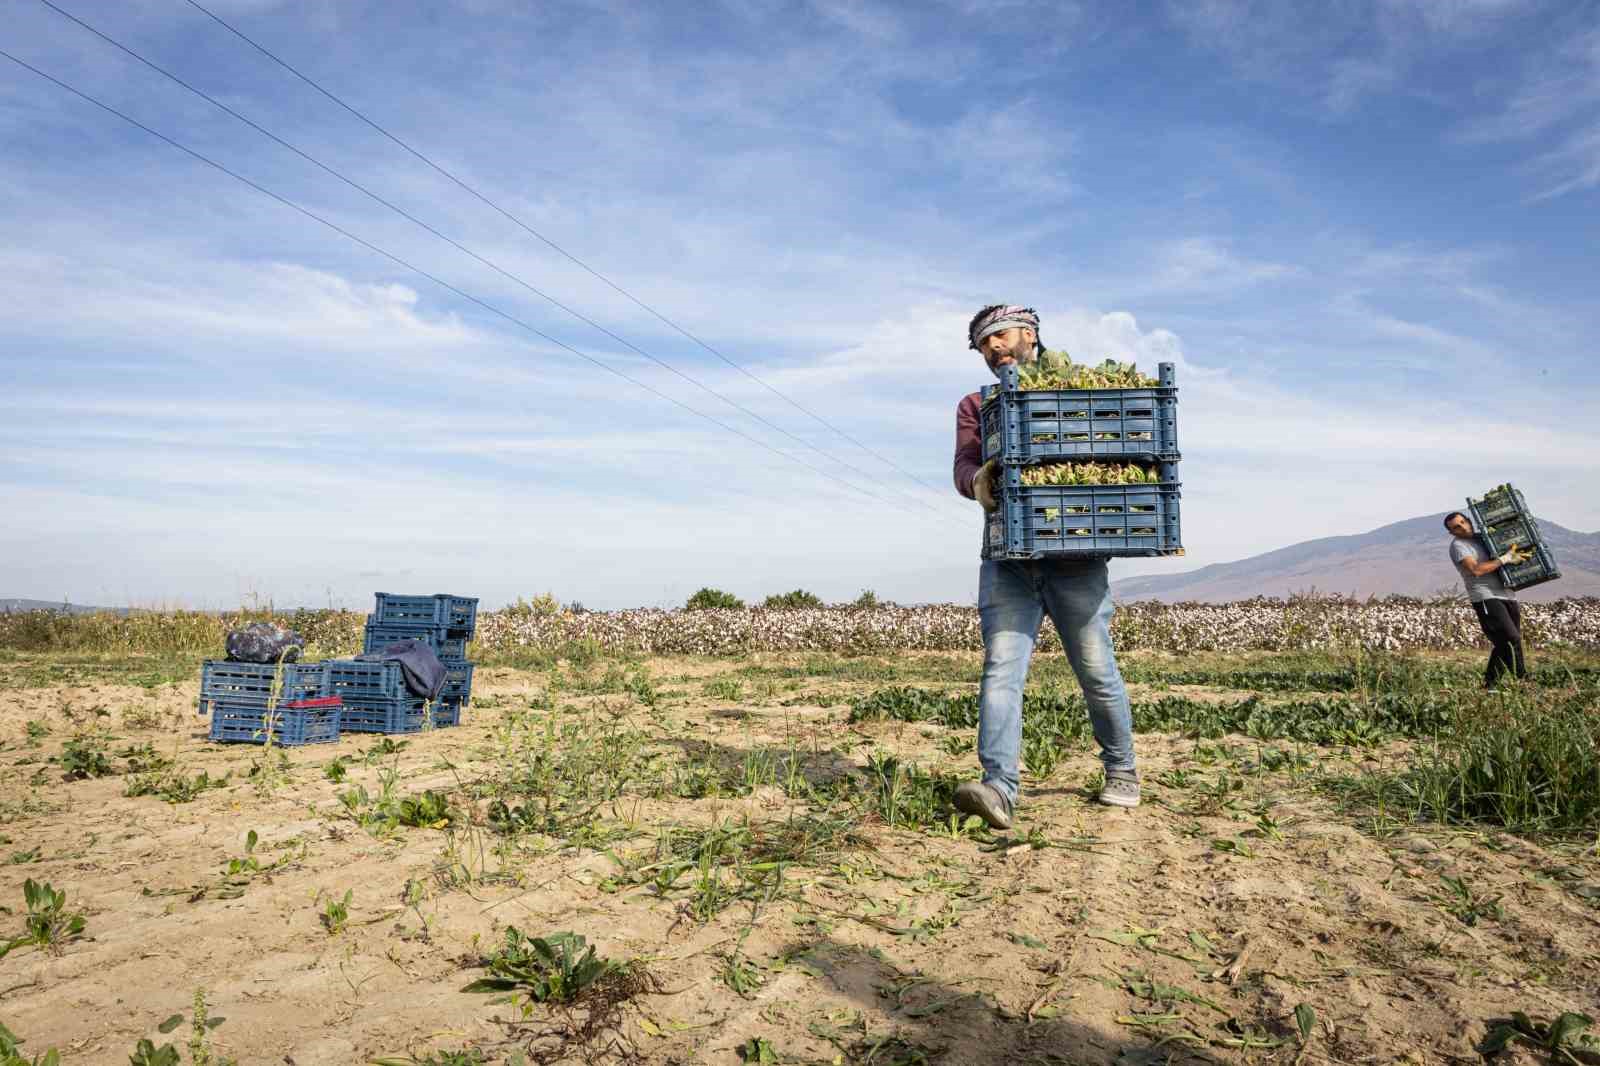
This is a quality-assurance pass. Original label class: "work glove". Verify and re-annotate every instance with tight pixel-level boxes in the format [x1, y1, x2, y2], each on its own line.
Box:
[973, 459, 999, 513]
[1497, 547, 1530, 565]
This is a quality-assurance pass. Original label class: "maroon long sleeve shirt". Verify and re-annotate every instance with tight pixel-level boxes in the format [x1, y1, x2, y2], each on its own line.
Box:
[952, 390, 985, 499]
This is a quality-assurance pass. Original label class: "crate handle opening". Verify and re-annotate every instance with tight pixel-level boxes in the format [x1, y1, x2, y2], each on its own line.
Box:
[1031, 434, 1055, 443]
[1094, 410, 1120, 418]
[1066, 433, 1090, 441]
[1130, 527, 1157, 536]
[1030, 410, 1058, 419]
[1127, 431, 1153, 441]
[1098, 506, 1124, 513]
[1064, 505, 1090, 514]
[1037, 529, 1060, 538]
[1066, 527, 1093, 537]
[1130, 504, 1157, 513]
[1063, 409, 1088, 419]
[1126, 408, 1153, 418]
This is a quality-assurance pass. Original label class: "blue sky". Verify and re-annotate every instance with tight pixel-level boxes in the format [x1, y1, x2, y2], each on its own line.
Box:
[2, 0, 1597, 609]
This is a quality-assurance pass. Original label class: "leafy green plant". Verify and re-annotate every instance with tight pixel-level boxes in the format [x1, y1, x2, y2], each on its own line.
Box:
[686, 587, 743, 610]
[127, 1038, 181, 1066]
[1019, 461, 1163, 487]
[0, 1021, 60, 1066]
[371, 1050, 486, 1066]
[397, 790, 456, 829]
[323, 755, 350, 782]
[57, 734, 112, 779]
[0, 878, 86, 958]
[125, 766, 227, 803]
[738, 1036, 780, 1063]
[1481, 1010, 1598, 1060]
[319, 888, 352, 935]
[462, 928, 625, 1002]
[24, 721, 49, 747]
[704, 677, 745, 701]
[1010, 348, 1160, 390]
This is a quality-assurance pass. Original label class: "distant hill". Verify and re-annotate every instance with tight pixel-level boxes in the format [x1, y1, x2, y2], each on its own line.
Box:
[0, 598, 122, 615]
[1113, 515, 1600, 603]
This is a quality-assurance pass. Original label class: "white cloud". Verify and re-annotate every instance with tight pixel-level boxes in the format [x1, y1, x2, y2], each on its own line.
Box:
[1149, 238, 1299, 294]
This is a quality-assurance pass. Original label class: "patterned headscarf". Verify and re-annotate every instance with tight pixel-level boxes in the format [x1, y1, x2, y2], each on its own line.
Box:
[968, 304, 1041, 350]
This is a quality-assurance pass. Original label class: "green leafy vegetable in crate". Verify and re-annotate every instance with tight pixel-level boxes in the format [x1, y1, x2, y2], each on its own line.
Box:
[1020, 462, 1164, 487]
[1015, 349, 1160, 391]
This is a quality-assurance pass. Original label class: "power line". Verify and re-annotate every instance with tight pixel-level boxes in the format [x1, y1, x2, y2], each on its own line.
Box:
[36, 0, 963, 522]
[0, 47, 933, 518]
[181, 0, 960, 505]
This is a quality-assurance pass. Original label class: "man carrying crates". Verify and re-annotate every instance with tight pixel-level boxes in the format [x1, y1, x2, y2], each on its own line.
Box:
[1444, 511, 1531, 688]
[950, 305, 1140, 829]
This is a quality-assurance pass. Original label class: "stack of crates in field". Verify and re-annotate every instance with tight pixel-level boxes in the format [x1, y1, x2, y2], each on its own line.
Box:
[979, 361, 1183, 560]
[1467, 484, 1561, 592]
[320, 593, 479, 733]
[198, 661, 341, 746]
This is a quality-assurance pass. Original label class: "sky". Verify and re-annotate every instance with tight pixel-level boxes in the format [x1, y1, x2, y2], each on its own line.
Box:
[2, 0, 1597, 610]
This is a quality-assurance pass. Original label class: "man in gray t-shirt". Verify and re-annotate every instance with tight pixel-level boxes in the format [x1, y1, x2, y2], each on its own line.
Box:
[1444, 511, 1530, 687]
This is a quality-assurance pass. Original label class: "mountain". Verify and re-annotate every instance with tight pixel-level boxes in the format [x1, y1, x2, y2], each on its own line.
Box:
[1113, 515, 1600, 602]
[0, 598, 121, 615]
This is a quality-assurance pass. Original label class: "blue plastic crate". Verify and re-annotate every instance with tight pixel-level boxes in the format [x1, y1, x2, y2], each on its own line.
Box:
[433, 698, 463, 728]
[199, 660, 326, 711]
[338, 694, 429, 734]
[209, 697, 341, 746]
[362, 623, 468, 660]
[1497, 542, 1562, 592]
[373, 593, 478, 635]
[980, 362, 1179, 465]
[1467, 484, 1528, 528]
[1467, 483, 1561, 592]
[323, 658, 408, 700]
[983, 464, 1182, 560]
[441, 661, 474, 702]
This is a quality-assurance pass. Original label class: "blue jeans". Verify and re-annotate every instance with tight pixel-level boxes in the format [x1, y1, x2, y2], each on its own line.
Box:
[977, 558, 1135, 808]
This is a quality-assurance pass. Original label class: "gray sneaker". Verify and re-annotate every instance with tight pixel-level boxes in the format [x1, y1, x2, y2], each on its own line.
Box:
[953, 780, 1013, 830]
[1098, 772, 1140, 808]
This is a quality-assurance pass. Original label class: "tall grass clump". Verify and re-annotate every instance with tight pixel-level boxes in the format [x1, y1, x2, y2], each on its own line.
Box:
[1397, 688, 1600, 833]
[0, 607, 363, 656]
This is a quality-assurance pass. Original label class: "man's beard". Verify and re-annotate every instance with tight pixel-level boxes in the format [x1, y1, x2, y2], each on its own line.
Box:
[989, 341, 1038, 377]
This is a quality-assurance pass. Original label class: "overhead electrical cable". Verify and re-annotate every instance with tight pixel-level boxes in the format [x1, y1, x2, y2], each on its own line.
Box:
[35, 0, 961, 520]
[181, 0, 960, 506]
[0, 47, 923, 516]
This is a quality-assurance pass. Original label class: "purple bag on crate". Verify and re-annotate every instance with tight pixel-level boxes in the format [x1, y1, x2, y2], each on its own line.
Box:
[355, 641, 446, 700]
[225, 622, 305, 663]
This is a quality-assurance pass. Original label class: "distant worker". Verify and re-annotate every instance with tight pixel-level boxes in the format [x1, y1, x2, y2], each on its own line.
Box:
[1444, 511, 1530, 688]
[950, 304, 1139, 828]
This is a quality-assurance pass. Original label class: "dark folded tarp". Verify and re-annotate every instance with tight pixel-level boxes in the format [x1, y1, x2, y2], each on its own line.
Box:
[355, 640, 446, 700]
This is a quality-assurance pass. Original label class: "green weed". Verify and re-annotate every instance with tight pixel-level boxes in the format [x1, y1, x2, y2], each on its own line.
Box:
[319, 889, 353, 935]
[0, 879, 86, 958]
[0, 1022, 60, 1066]
[57, 734, 113, 779]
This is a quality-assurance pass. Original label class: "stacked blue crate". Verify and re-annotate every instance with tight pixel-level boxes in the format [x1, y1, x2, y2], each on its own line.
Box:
[359, 593, 478, 728]
[980, 362, 1184, 561]
[199, 661, 341, 745]
[1467, 484, 1562, 592]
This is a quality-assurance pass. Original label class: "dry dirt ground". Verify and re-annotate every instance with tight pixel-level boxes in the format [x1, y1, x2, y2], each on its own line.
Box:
[0, 651, 1596, 1066]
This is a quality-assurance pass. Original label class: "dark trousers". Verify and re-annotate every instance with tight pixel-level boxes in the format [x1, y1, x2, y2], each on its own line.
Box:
[1472, 598, 1526, 688]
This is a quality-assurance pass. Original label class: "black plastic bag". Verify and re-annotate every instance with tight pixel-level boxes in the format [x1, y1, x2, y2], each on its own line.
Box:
[225, 621, 305, 663]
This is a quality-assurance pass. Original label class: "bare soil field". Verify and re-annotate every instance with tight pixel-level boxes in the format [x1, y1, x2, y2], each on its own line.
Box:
[0, 650, 1596, 1065]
